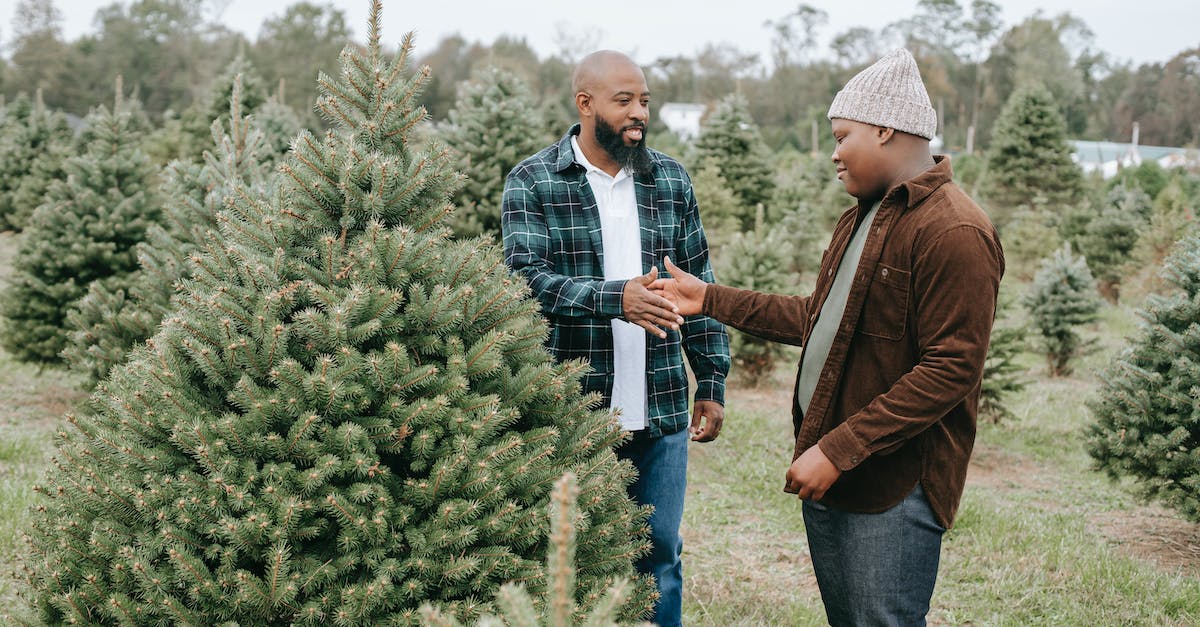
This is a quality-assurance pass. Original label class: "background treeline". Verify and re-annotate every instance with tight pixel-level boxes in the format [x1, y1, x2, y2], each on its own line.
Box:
[3, 0, 1200, 151]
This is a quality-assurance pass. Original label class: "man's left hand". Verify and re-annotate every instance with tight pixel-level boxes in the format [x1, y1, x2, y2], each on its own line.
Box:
[689, 400, 724, 442]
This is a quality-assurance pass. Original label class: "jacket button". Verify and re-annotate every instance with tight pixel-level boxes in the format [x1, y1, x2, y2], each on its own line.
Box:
[827, 269, 833, 277]
[881, 268, 889, 278]
[850, 456, 860, 464]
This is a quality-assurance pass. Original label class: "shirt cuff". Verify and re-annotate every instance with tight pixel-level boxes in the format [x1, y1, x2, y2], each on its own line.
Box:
[596, 279, 628, 318]
[694, 372, 726, 406]
[818, 423, 871, 472]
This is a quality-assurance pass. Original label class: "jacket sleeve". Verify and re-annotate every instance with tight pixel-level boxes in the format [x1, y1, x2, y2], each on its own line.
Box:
[818, 224, 1004, 471]
[501, 170, 626, 319]
[702, 284, 812, 347]
[673, 176, 730, 405]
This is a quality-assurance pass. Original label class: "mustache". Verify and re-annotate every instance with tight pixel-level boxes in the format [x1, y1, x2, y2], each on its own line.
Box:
[621, 122, 646, 132]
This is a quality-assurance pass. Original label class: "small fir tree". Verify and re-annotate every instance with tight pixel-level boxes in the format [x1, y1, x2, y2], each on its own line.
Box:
[0, 79, 159, 365]
[1120, 179, 1197, 302]
[0, 90, 74, 231]
[1087, 230, 1200, 521]
[770, 150, 846, 278]
[1002, 203, 1064, 281]
[979, 285, 1028, 422]
[442, 67, 551, 238]
[146, 55, 270, 164]
[1022, 243, 1103, 376]
[984, 84, 1083, 225]
[420, 473, 652, 627]
[1073, 185, 1152, 300]
[719, 205, 795, 383]
[695, 92, 775, 226]
[253, 89, 306, 159]
[689, 157, 741, 252]
[64, 77, 278, 386]
[26, 7, 653, 624]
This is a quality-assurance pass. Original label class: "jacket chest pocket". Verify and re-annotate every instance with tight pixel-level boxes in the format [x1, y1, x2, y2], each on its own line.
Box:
[859, 263, 910, 341]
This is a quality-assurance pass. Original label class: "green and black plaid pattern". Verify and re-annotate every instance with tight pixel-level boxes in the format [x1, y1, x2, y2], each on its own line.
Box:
[502, 125, 730, 437]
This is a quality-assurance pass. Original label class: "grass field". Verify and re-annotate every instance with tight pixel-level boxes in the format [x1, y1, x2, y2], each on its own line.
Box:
[1, 230, 1197, 624]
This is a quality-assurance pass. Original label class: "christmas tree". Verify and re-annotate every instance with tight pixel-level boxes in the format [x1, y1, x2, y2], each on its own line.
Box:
[0, 78, 159, 365]
[147, 55, 270, 164]
[1121, 178, 1197, 302]
[983, 84, 1083, 225]
[1087, 230, 1200, 521]
[63, 76, 278, 386]
[26, 6, 653, 624]
[770, 151, 847, 278]
[442, 67, 551, 238]
[253, 86, 306, 160]
[1022, 243, 1102, 376]
[979, 285, 1028, 422]
[688, 157, 742, 252]
[0, 90, 75, 231]
[420, 473, 651, 626]
[718, 205, 795, 383]
[695, 92, 775, 226]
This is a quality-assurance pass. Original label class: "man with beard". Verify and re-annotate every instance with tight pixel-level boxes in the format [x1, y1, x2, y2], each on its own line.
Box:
[501, 50, 730, 626]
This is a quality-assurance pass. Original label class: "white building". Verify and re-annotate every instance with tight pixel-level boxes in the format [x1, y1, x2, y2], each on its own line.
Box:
[657, 102, 708, 142]
[1071, 123, 1197, 178]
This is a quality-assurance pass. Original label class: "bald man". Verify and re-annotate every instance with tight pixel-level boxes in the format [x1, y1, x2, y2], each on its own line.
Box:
[501, 50, 730, 625]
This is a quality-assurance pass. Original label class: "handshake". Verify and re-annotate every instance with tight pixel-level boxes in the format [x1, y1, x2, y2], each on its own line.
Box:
[621, 256, 708, 339]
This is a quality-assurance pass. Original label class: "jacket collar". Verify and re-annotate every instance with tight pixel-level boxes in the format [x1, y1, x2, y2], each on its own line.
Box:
[553, 123, 665, 175]
[884, 155, 953, 210]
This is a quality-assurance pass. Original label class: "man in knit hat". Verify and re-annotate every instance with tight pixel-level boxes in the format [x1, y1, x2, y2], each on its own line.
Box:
[651, 49, 1004, 625]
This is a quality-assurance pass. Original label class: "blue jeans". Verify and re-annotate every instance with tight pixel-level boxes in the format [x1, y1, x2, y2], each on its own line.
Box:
[616, 427, 688, 627]
[802, 484, 946, 627]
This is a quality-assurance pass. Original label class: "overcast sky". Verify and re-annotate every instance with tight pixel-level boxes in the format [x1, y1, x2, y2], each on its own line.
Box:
[2, 0, 1196, 68]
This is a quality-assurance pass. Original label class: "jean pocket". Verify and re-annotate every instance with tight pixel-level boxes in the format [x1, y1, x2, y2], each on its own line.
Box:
[804, 498, 830, 511]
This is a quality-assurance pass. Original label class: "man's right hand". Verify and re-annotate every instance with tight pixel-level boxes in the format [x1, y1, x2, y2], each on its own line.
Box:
[623, 266, 684, 339]
[647, 256, 707, 317]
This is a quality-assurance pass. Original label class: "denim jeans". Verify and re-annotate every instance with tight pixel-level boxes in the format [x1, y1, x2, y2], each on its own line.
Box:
[616, 427, 689, 627]
[802, 483, 946, 627]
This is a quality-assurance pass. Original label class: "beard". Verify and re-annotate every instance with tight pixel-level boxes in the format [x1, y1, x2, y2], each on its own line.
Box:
[594, 116, 654, 178]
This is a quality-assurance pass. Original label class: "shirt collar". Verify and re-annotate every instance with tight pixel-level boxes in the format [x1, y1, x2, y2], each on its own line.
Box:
[570, 135, 631, 183]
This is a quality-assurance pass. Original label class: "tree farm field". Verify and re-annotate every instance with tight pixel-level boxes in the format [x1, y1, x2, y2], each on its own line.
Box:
[0, 230, 1197, 624]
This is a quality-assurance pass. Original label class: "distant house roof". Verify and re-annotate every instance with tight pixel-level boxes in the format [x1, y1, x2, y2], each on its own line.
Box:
[1070, 140, 1197, 178]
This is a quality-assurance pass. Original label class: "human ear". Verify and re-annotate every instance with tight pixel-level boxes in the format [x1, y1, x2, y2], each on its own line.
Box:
[576, 91, 592, 117]
[876, 126, 895, 144]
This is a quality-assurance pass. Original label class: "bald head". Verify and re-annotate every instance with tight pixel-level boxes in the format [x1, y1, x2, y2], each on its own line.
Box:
[573, 50, 643, 94]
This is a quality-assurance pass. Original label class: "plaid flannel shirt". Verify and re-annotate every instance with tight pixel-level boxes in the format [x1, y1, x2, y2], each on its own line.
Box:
[502, 125, 730, 437]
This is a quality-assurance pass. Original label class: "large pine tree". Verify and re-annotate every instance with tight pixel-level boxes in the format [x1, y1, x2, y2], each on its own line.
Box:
[983, 84, 1083, 224]
[695, 93, 775, 225]
[0, 90, 75, 231]
[0, 79, 159, 365]
[26, 7, 653, 624]
[63, 77, 278, 386]
[442, 67, 551, 239]
[1087, 230, 1200, 521]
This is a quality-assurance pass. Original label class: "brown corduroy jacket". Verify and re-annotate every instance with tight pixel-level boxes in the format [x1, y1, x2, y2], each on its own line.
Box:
[702, 157, 1003, 528]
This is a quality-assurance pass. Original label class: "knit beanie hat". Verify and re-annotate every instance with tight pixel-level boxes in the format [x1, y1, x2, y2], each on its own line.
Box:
[827, 48, 937, 140]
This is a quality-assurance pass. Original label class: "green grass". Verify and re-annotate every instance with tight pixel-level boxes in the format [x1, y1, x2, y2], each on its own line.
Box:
[1, 227, 1197, 624]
